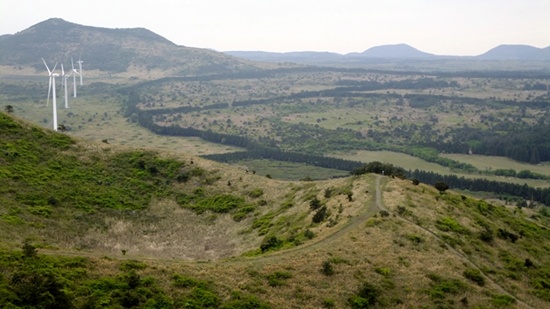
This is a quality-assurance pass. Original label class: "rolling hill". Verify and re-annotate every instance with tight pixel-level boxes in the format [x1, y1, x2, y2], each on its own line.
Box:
[226, 44, 550, 65]
[1, 111, 550, 308]
[478, 44, 550, 60]
[0, 18, 261, 75]
[350, 43, 435, 58]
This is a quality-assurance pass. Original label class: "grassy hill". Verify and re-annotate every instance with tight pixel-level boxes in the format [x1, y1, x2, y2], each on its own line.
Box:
[1, 111, 550, 308]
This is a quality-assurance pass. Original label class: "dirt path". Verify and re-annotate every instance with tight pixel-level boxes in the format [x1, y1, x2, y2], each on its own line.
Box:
[40, 175, 384, 264]
[38, 175, 535, 307]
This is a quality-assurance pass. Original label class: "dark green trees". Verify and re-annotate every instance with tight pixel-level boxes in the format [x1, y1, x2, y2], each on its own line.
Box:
[434, 181, 449, 193]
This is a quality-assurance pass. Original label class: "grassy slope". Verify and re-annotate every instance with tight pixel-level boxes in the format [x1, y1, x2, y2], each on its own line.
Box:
[1, 112, 550, 308]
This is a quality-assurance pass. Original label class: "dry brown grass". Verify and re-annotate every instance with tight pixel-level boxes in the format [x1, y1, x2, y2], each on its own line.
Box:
[30, 172, 548, 308]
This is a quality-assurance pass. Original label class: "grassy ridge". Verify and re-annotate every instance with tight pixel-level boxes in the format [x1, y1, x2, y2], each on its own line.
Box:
[2, 112, 550, 308]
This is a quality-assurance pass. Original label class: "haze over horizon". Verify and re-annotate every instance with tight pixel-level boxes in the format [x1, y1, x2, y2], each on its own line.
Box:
[1, 0, 549, 56]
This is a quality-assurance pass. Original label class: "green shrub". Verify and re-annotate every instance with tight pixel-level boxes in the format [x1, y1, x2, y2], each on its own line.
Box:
[491, 294, 516, 307]
[172, 274, 208, 289]
[348, 282, 379, 308]
[221, 291, 269, 309]
[304, 229, 315, 239]
[375, 267, 391, 277]
[252, 213, 275, 235]
[22, 241, 37, 258]
[260, 236, 282, 252]
[28, 206, 53, 217]
[426, 274, 467, 299]
[321, 260, 334, 276]
[479, 227, 494, 243]
[119, 260, 147, 271]
[9, 270, 72, 308]
[248, 188, 264, 198]
[266, 271, 292, 287]
[191, 194, 245, 214]
[310, 197, 322, 210]
[434, 181, 449, 192]
[232, 205, 256, 221]
[463, 268, 485, 286]
[406, 234, 424, 244]
[436, 217, 469, 234]
[312, 206, 327, 223]
[178, 287, 220, 308]
[322, 298, 335, 308]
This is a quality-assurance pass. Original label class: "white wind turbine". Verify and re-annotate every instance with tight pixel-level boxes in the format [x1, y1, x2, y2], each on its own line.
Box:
[42, 58, 59, 131]
[61, 64, 72, 109]
[77, 55, 84, 86]
[71, 57, 80, 97]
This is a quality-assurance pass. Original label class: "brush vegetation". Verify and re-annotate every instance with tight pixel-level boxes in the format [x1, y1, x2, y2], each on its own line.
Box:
[1, 111, 550, 308]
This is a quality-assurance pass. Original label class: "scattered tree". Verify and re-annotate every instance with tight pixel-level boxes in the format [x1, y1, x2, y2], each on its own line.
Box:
[321, 260, 334, 276]
[434, 181, 449, 193]
[312, 206, 327, 223]
[310, 197, 322, 210]
[22, 241, 37, 258]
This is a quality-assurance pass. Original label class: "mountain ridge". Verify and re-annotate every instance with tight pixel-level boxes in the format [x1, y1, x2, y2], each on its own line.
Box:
[0, 18, 260, 74]
[226, 43, 550, 62]
[2, 18, 549, 74]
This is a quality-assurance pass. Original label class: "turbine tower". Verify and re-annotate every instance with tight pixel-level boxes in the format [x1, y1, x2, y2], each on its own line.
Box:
[61, 64, 71, 109]
[42, 58, 59, 131]
[77, 55, 84, 86]
[71, 57, 80, 97]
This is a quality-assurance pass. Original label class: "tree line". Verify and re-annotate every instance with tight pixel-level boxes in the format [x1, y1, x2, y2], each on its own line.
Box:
[408, 169, 550, 206]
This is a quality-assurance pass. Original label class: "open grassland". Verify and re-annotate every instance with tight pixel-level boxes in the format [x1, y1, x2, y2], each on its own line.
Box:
[333, 150, 452, 174]
[334, 150, 550, 188]
[443, 153, 550, 176]
[229, 159, 349, 180]
[1, 81, 243, 156]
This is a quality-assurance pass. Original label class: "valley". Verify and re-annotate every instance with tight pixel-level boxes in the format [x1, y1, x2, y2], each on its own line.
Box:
[1, 18, 550, 308]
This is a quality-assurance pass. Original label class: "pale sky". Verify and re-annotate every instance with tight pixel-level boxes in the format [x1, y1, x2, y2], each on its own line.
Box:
[1, 0, 549, 56]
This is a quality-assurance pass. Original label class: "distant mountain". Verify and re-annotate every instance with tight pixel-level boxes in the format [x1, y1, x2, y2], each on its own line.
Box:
[0, 18, 258, 74]
[226, 43, 550, 65]
[226, 44, 435, 63]
[478, 44, 550, 60]
[350, 43, 434, 58]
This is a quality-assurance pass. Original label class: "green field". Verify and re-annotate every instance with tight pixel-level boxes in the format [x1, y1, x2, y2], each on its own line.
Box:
[332, 150, 452, 174]
[230, 159, 349, 180]
[334, 150, 550, 188]
[443, 153, 550, 176]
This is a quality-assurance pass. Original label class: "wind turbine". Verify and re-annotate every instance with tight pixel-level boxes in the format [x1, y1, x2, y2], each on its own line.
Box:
[71, 57, 80, 97]
[42, 59, 57, 107]
[77, 54, 83, 86]
[42, 58, 59, 131]
[61, 64, 71, 109]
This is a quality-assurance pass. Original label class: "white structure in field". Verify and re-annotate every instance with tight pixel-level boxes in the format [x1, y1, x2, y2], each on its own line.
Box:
[71, 57, 80, 97]
[77, 55, 84, 86]
[42, 58, 59, 131]
[61, 64, 72, 109]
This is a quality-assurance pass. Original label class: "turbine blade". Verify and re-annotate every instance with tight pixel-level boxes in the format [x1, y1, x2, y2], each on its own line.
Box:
[71, 57, 75, 70]
[52, 62, 58, 72]
[61, 64, 65, 76]
[42, 58, 51, 74]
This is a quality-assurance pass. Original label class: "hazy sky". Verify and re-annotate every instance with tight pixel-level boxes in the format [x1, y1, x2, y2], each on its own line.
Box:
[1, 0, 549, 56]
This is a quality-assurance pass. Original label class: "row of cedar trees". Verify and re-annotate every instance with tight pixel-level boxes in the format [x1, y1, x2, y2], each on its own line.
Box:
[122, 90, 550, 206]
